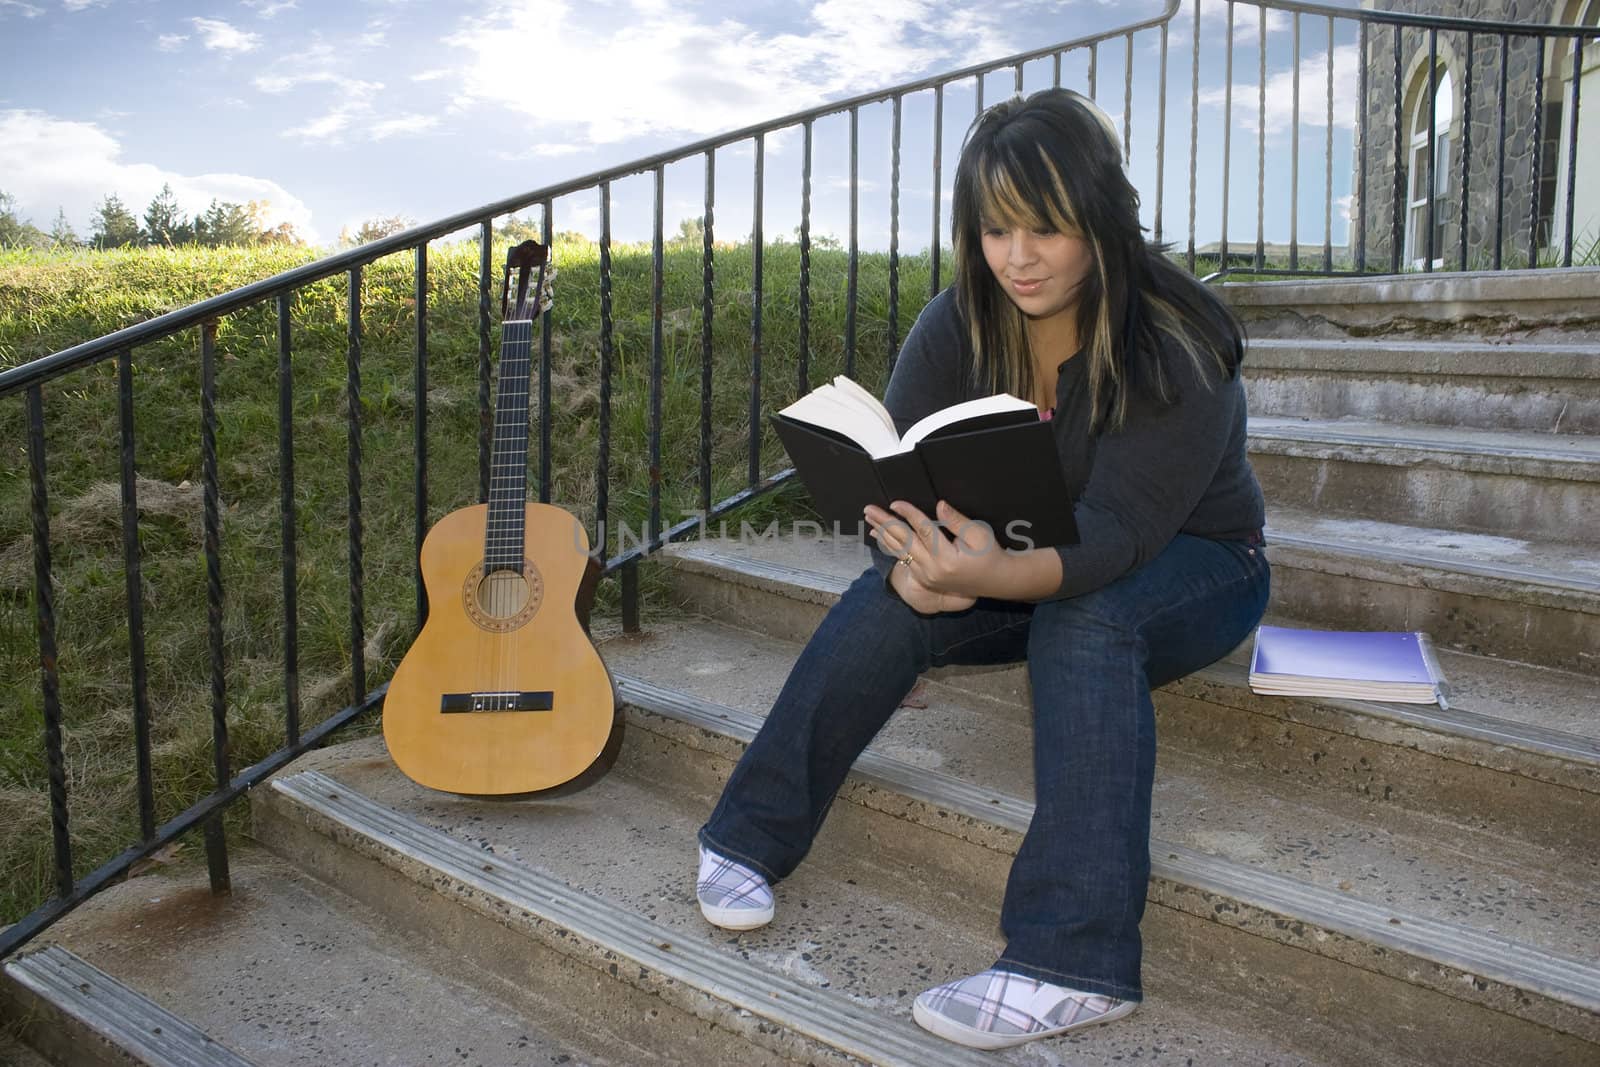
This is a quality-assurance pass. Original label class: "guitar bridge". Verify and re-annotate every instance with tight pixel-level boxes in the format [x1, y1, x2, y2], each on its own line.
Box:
[440, 691, 555, 713]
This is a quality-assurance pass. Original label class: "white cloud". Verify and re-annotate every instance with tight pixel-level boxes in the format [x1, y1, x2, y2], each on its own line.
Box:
[368, 113, 439, 140]
[60, 0, 106, 11]
[253, 71, 386, 142]
[1197, 44, 1360, 133]
[444, 0, 1025, 145]
[191, 17, 261, 53]
[938, 7, 1019, 65]
[253, 71, 439, 144]
[0, 109, 319, 242]
[289, 109, 359, 140]
[1169, 0, 1292, 48]
[495, 142, 588, 162]
[0, 1, 44, 18]
[241, 0, 298, 16]
[157, 33, 187, 51]
[254, 71, 381, 95]
[411, 69, 450, 82]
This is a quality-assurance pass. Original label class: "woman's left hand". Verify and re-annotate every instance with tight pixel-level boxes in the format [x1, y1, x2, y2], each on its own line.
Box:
[865, 499, 1014, 600]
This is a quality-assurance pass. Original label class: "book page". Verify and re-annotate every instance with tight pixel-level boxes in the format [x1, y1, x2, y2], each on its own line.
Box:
[828, 376, 897, 439]
[901, 393, 1036, 450]
[777, 385, 902, 458]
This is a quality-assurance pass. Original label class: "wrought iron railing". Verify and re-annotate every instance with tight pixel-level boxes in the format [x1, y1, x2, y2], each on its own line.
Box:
[2, 0, 1595, 962]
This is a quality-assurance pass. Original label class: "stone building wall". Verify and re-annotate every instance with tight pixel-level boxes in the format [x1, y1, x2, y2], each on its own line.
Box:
[1355, 0, 1575, 271]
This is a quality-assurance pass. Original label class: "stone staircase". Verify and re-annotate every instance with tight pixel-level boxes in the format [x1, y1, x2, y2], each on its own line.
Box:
[3, 269, 1597, 1065]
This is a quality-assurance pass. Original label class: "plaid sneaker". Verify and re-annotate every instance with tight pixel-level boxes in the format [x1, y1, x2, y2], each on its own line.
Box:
[695, 845, 775, 930]
[912, 968, 1137, 1050]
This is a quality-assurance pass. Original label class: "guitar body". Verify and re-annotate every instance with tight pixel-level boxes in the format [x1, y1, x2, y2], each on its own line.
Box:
[383, 502, 619, 796]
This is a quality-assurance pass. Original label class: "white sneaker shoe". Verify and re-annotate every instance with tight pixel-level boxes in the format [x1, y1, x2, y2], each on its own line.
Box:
[695, 845, 775, 930]
[912, 968, 1137, 1050]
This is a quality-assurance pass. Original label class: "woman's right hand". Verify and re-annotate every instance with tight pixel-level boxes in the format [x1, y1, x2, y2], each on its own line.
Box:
[889, 560, 977, 614]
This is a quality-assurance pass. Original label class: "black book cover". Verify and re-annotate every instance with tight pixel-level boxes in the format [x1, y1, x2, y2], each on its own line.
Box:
[770, 411, 1079, 551]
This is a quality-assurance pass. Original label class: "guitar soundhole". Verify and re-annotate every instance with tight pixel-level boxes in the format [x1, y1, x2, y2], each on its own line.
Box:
[480, 572, 529, 616]
[463, 561, 544, 632]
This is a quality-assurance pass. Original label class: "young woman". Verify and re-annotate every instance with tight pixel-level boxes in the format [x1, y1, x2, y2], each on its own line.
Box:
[695, 87, 1269, 1051]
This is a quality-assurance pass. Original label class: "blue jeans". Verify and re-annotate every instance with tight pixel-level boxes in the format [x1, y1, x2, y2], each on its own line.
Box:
[699, 533, 1269, 1002]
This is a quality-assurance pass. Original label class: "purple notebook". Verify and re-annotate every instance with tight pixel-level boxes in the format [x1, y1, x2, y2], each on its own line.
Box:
[1248, 626, 1447, 705]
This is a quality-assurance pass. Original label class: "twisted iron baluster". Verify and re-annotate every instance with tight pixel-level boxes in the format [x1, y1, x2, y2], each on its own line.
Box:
[27, 385, 72, 898]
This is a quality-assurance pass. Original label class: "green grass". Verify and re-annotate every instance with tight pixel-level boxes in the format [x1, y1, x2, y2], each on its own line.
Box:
[0, 236, 933, 925]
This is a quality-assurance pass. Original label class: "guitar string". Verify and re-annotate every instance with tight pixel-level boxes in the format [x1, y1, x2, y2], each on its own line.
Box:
[488, 318, 532, 706]
[477, 271, 546, 708]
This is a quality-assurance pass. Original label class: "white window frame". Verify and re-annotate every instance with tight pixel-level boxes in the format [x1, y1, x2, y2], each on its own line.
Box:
[1404, 69, 1452, 270]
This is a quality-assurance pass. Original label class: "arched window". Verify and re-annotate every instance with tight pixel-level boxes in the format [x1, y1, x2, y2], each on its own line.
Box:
[1404, 68, 1453, 269]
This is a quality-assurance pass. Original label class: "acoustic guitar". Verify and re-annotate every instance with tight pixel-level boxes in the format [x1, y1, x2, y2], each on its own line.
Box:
[383, 239, 621, 797]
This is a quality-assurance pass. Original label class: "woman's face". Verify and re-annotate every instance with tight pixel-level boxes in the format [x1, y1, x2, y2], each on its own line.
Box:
[979, 221, 1093, 326]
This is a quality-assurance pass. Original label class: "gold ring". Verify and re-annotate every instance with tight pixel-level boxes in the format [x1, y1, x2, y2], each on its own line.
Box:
[898, 552, 914, 565]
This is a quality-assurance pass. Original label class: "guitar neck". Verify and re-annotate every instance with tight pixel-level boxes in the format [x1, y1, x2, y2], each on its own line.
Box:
[484, 319, 534, 570]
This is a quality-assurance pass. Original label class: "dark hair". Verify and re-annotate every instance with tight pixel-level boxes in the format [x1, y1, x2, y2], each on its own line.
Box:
[951, 87, 1243, 429]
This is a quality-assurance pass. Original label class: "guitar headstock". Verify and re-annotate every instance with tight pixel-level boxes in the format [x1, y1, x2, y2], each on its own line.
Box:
[501, 238, 554, 322]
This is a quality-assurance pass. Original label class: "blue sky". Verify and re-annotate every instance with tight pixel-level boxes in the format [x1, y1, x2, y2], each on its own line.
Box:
[0, 0, 1364, 250]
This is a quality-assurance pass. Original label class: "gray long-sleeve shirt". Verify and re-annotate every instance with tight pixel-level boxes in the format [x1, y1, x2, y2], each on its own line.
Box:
[869, 287, 1265, 601]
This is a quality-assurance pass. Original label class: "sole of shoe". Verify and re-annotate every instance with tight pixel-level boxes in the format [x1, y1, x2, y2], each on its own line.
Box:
[912, 995, 1137, 1050]
[698, 898, 775, 931]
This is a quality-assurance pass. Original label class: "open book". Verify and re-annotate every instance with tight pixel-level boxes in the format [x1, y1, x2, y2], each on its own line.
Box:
[778, 376, 1041, 458]
[771, 376, 1078, 551]
[1248, 625, 1450, 707]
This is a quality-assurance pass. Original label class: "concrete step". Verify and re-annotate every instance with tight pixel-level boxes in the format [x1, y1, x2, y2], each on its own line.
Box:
[1220, 268, 1600, 342]
[1245, 417, 1600, 543]
[601, 614, 1600, 979]
[0, 849, 691, 1066]
[592, 671, 1600, 1062]
[1, 945, 253, 1067]
[678, 515, 1594, 679]
[258, 766, 991, 1067]
[1242, 338, 1600, 435]
[591, 638, 1599, 1063]
[1264, 508, 1600, 674]
[653, 535, 1600, 854]
[254, 755, 1360, 1066]
[261, 737, 1599, 1066]
[663, 515, 1600, 680]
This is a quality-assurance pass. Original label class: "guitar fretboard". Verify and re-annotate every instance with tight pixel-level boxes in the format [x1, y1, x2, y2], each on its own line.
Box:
[484, 319, 533, 571]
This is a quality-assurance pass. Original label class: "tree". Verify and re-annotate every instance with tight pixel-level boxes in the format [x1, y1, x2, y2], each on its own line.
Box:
[343, 214, 413, 246]
[143, 183, 192, 246]
[670, 215, 706, 248]
[49, 208, 79, 248]
[496, 213, 545, 242]
[244, 200, 302, 246]
[0, 191, 49, 249]
[91, 194, 143, 248]
[257, 220, 304, 246]
[194, 199, 256, 247]
[0, 191, 26, 245]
